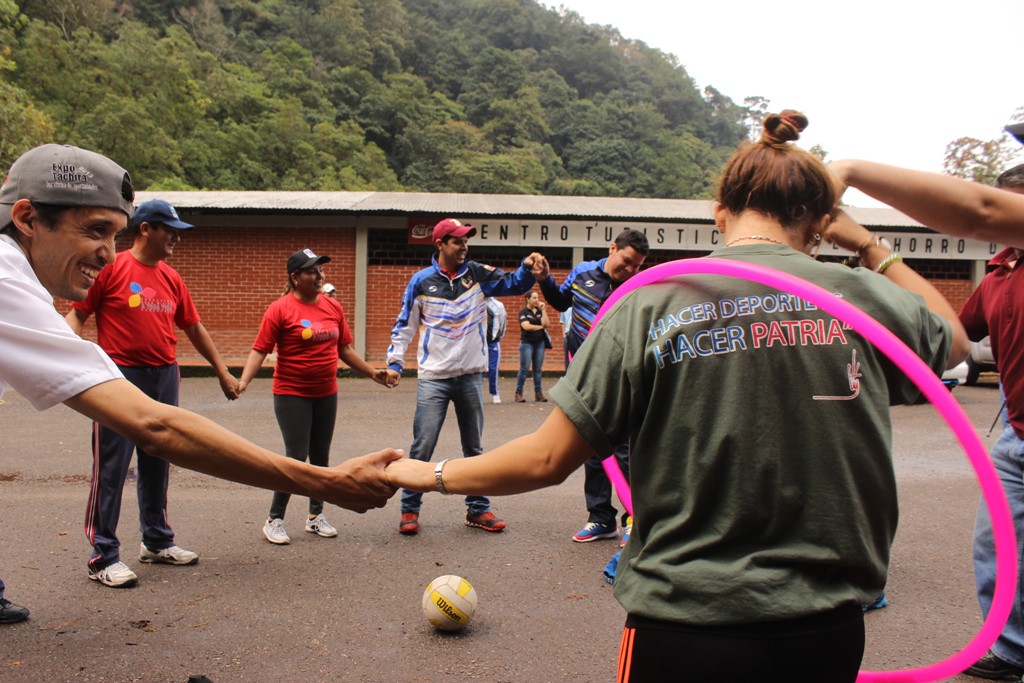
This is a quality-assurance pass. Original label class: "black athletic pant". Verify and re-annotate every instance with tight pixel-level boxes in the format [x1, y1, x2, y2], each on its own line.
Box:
[268, 392, 338, 519]
[617, 604, 865, 683]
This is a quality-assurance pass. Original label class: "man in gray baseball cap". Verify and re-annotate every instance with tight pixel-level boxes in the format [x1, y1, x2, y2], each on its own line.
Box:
[0, 145, 401, 622]
[0, 143, 135, 222]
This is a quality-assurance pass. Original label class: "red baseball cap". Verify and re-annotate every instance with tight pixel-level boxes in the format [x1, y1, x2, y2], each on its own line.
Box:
[432, 218, 477, 243]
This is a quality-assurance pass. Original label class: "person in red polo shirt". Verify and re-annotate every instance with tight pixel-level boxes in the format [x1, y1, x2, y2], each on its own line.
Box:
[239, 249, 390, 545]
[66, 199, 240, 589]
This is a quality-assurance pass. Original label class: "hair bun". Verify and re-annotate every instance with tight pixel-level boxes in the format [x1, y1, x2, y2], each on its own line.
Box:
[761, 109, 808, 145]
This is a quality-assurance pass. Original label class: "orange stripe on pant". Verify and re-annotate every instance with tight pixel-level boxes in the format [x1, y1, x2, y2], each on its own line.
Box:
[617, 626, 635, 683]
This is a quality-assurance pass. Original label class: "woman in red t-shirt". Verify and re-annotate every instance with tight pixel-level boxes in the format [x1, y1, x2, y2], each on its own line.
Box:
[239, 249, 390, 545]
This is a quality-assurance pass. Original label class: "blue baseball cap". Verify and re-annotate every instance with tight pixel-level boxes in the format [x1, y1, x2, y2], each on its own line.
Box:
[132, 199, 193, 230]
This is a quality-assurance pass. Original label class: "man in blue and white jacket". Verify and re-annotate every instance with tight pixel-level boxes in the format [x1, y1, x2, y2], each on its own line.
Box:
[386, 218, 548, 535]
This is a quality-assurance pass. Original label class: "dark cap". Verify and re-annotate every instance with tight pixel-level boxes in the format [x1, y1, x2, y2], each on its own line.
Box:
[287, 248, 331, 274]
[432, 218, 477, 243]
[132, 199, 194, 230]
[0, 144, 134, 227]
[1007, 122, 1024, 145]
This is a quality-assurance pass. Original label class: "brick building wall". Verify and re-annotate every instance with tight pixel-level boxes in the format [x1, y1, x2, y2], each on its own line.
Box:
[58, 225, 979, 373]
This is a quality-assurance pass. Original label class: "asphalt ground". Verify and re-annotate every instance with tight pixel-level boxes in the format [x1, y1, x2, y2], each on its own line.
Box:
[0, 374, 1008, 682]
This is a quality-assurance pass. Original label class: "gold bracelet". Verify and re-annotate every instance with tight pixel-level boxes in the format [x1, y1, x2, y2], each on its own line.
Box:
[434, 459, 452, 495]
[875, 253, 903, 274]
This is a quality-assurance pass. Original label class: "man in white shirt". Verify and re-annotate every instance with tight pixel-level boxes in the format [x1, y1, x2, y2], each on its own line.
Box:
[0, 144, 401, 623]
[485, 296, 507, 403]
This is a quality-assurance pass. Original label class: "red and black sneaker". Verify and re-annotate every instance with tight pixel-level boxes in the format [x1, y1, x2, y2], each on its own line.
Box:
[399, 512, 420, 535]
[465, 511, 506, 532]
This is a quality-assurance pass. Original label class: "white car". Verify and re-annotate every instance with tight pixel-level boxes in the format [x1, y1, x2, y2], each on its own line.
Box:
[942, 360, 968, 386]
[965, 336, 997, 385]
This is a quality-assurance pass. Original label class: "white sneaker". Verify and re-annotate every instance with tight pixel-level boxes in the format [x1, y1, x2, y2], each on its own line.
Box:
[88, 561, 138, 588]
[139, 543, 199, 566]
[492, 394, 502, 404]
[305, 513, 338, 538]
[263, 518, 291, 545]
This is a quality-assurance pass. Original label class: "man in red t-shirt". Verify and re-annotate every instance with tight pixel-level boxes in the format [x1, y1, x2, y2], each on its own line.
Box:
[66, 199, 240, 589]
[958, 166, 1024, 680]
[831, 156, 1024, 680]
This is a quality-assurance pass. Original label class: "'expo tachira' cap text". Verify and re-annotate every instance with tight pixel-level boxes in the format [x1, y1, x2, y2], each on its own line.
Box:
[0, 144, 134, 227]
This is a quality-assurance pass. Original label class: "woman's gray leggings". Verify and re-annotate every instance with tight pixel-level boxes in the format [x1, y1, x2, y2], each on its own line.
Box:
[268, 392, 338, 519]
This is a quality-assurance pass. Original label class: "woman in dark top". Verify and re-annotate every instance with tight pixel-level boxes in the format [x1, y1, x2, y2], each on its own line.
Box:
[515, 290, 549, 402]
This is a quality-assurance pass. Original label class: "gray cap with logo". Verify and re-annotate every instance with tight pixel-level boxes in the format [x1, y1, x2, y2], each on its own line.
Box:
[0, 144, 135, 227]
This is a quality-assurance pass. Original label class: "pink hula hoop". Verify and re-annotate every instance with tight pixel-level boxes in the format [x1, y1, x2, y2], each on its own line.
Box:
[595, 258, 1015, 682]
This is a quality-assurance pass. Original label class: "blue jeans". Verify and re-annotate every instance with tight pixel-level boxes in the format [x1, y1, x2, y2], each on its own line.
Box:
[487, 341, 501, 396]
[515, 341, 546, 394]
[584, 442, 630, 527]
[974, 412, 1024, 667]
[401, 375, 490, 515]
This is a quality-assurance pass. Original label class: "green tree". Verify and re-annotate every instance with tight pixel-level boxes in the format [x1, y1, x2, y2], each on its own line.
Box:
[173, 0, 234, 58]
[395, 120, 490, 191]
[357, 72, 461, 156]
[446, 148, 547, 194]
[482, 86, 551, 149]
[359, 0, 409, 77]
[0, 0, 54, 169]
[701, 86, 749, 148]
[467, 0, 540, 51]
[741, 96, 771, 141]
[75, 97, 183, 186]
[565, 137, 634, 196]
[457, 46, 529, 125]
[649, 131, 718, 199]
[179, 119, 275, 189]
[2, 0, 755, 196]
[944, 135, 1019, 185]
[18, 0, 124, 40]
[257, 37, 331, 122]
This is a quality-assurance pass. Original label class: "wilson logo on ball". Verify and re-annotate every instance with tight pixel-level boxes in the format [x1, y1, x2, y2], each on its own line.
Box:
[422, 575, 478, 631]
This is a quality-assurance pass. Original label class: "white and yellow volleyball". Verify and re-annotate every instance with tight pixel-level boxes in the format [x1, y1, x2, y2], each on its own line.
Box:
[422, 575, 478, 631]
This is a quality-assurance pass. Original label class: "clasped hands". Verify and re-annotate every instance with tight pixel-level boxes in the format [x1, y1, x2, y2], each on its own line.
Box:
[328, 449, 439, 513]
[524, 252, 551, 280]
[372, 368, 398, 388]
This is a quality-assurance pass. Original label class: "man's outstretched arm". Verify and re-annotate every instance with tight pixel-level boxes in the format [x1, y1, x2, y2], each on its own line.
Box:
[65, 378, 402, 513]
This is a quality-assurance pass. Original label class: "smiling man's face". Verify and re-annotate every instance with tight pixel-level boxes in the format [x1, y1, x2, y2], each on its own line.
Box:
[23, 205, 126, 301]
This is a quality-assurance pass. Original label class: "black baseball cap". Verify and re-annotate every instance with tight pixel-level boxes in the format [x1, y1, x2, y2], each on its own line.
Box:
[287, 248, 331, 274]
[1007, 122, 1024, 145]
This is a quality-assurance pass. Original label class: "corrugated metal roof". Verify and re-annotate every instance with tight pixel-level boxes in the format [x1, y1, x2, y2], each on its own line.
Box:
[133, 190, 924, 229]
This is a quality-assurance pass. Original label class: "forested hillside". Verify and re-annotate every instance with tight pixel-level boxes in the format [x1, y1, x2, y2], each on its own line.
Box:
[0, 0, 760, 197]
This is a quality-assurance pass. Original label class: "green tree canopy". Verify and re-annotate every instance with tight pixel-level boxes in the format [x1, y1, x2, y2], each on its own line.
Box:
[0, 0, 759, 196]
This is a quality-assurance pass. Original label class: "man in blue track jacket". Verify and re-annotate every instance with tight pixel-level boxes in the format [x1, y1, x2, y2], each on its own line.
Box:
[386, 218, 548, 535]
[538, 228, 649, 543]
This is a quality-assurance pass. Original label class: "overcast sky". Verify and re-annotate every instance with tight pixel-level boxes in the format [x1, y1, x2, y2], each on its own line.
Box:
[551, 0, 1023, 207]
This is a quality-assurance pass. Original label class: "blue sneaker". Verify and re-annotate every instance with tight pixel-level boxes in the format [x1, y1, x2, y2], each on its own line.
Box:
[573, 522, 618, 543]
[603, 552, 621, 585]
[862, 593, 888, 612]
